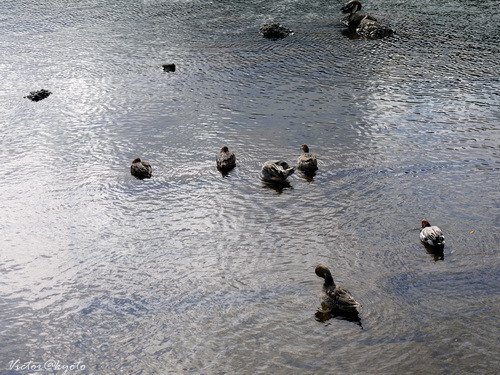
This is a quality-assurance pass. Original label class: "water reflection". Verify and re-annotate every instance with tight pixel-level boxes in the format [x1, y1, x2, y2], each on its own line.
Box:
[1, 0, 498, 373]
[298, 170, 316, 182]
[422, 242, 445, 261]
[261, 180, 293, 194]
[217, 168, 232, 177]
[315, 303, 363, 328]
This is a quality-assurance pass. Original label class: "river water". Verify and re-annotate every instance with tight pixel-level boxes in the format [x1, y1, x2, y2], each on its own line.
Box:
[0, 0, 498, 374]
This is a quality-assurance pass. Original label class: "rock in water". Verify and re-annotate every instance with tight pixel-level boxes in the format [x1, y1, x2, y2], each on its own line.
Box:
[162, 63, 176, 72]
[131, 158, 152, 179]
[260, 23, 293, 40]
[25, 89, 51, 102]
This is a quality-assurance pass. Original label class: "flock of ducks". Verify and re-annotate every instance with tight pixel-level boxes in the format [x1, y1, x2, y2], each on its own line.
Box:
[260, 1, 393, 40]
[21, 0, 442, 326]
[124, 0, 433, 324]
[260, 1, 397, 320]
[131, 145, 446, 322]
[127, 0, 433, 324]
[131, 144, 317, 183]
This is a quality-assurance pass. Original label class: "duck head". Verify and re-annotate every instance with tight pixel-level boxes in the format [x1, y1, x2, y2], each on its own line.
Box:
[301, 144, 310, 153]
[421, 219, 431, 228]
[315, 264, 335, 287]
[341, 0, 362, 14]
[132, 158, 142, 164]
[220, 146, 229, 153]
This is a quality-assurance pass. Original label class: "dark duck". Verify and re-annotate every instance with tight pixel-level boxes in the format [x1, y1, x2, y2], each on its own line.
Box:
[315, 264, 361, 312]
[216, 146, 236, 174]
[297, 144, 318, 174]
[341, 0, 393, 39]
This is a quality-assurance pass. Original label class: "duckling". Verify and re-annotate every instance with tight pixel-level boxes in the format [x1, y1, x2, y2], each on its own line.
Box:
[315, 264, 361, 312]
[261, 160, 295, 183]
[297, 144, 318, 173]
[420, 219, 445, 247]
[216, 146, 236, 173]
[130, 158, 152, 179]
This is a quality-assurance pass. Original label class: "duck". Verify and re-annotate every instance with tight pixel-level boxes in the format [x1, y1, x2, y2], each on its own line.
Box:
[130, 158, 152, 179]
[315, 264, 361, 312]
[420, 219, 445, 247]
[340, 0, 393, 39]
[216, 146, 236, 173]
[341, 0, 362, 15]
[261, 160, 295, 183]
[341, 0, 371, 27]
[297, 144, 318, 173]
[260, 23, 293, 40]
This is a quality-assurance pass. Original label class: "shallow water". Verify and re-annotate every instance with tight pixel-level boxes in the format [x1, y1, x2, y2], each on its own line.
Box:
[0, 0, 499, 374]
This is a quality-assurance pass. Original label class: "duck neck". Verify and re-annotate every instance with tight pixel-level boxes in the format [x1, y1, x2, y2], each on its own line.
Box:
[323, 273, 335, 287]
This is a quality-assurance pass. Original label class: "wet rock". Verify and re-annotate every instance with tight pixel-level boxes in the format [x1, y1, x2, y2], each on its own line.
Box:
[131, 158, 152, 179]
[260, 23, 293, 40]
[25, 89, 52, 102]
[162, 63, 176, 72]
[356, 17, 393, 39]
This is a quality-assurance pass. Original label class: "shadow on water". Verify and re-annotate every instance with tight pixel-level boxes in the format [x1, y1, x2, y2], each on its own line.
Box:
[298, 170, 316, 182]
[341, 29, 359, 39]
[217, 166, 235, 177]
[315, 305, 363, 328]
[261, 180, 293, 194]
[422, 242, 445, 261]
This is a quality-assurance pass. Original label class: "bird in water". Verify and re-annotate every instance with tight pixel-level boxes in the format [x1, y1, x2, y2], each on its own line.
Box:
[216, 146, 236, 174]
[261, 160, 295, 183]
[315, 264, 361, 312]
[130, 158, 152, 179]
[297, 144, 318, 173]
[340, 0, 393, 39]
[341, 0, 362, 15]
[420, 219, 445, 247]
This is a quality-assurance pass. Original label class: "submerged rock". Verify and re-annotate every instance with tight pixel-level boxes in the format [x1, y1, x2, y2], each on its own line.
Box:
[25, 89, 51, 102]
[356, 17, 393, 39]
[260, 23, 293, 40]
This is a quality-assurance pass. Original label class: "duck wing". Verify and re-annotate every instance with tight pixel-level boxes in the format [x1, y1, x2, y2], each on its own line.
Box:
[326, 286, 361, 309]
[262, 160, 295, 181]
[420, 226, 445, 246]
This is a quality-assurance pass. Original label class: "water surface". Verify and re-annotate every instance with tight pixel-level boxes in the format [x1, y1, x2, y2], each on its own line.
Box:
[0, 0, 499, 374]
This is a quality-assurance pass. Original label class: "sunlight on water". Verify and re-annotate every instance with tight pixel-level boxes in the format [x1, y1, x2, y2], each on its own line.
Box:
[0, 0, 498, 374]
